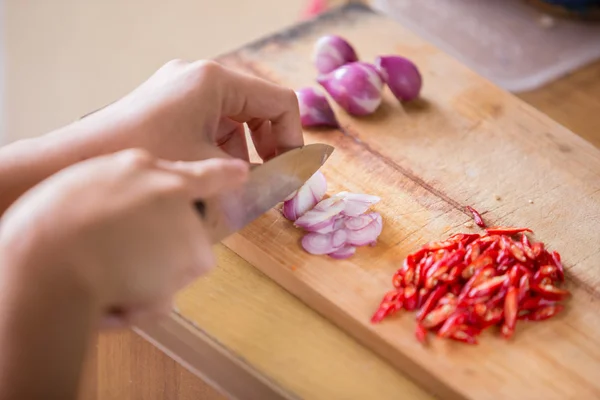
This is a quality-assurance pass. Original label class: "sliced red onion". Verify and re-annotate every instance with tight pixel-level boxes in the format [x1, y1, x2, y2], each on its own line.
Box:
[313, 215, 345, 234]
[328, 246, 356, 259]
[295, 87, 339, 128]
[346, 212, 383, 246]
[317, 62, 383, 116]
[337, 192, 381, 216]
[374, 55, 422, 102]
[332, 229, 347, 248]
[301, 231, 343, 255]
[283, 171, 327, 221]
[344, 214, 377, 230]
[294, 199, 345, 230]
[312, 35, 358, 75]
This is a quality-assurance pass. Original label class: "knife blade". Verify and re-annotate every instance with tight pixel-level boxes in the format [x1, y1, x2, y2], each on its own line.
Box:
[196, 143, 334, 243]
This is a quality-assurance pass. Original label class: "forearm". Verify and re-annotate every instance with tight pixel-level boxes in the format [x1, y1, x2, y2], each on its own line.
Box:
[0, 242, 99, 400]
[0, 118, 119, 214]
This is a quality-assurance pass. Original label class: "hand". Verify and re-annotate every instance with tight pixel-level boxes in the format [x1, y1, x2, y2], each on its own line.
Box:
[79, 59, 304, 163]
[0, 148, 249, 328]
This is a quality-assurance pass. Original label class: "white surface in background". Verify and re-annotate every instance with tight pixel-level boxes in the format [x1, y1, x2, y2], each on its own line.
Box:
[373, 0, 600, 93]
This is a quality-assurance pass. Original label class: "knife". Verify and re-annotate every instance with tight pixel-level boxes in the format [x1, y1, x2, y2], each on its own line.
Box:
[195, 143, 334, 243]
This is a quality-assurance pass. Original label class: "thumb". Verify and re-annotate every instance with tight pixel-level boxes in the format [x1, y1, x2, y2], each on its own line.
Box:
[156, 157, 249, 198]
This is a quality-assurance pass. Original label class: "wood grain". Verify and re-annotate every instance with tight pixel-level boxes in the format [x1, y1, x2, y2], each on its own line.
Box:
[518, 59, 600, 149]
[79, 331, 226, 400]
[171, 4, 600, 399]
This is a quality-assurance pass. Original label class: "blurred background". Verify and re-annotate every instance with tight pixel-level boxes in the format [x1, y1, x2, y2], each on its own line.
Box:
[2, 0, 599, 146]
[0, 0, 311, 143]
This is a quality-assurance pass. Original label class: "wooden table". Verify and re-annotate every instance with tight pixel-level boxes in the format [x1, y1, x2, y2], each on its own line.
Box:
[76, 9, 600, 400]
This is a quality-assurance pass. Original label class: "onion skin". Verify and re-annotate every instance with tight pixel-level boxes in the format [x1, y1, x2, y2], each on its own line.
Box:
[312, 35, 359, 75]
[295, 87, 339, 128]
[283, 171, 327, 221]
[374, 55, 422, 102]
[317, 62, 383, 116]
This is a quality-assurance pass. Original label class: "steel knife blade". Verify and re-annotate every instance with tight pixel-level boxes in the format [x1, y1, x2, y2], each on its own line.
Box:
[196, 143, 334, 243]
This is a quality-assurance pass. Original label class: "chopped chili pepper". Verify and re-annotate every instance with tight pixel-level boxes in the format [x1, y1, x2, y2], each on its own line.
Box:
[550, 251, 565, 282]
[465, 206, 486, 228]
[403, 285, 419, 311]
[415, 323, 428, 343]
[370, 216, 571, 345]
[520, 304, 564, 321]
[485, 227, 533, 235]
[416, 285, 447, 322]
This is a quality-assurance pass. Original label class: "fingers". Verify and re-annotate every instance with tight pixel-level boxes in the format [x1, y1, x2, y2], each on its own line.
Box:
[156, 157, 249, 199]
[216, 118, 250, 161]
[204, 62, 304, 160]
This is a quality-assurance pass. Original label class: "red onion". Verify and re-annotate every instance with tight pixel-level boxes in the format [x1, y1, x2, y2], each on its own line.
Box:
[328, 246, 356, 260]
[335, 191, 381, 216]
[294, 198, 345, 231]
[301, 231, 343, 255]
[297, 191, 383, 258]
[317, 62, 383, 116]
[312, 35, 358, 75]
[374, 55, 422, 102]
[283, 171, 327, 221]
[295, 87, 339, 128]
[346, 213, 382, 246]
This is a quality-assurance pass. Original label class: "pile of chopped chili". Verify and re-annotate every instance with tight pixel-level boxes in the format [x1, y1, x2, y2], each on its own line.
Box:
[370, 207, 570, 345]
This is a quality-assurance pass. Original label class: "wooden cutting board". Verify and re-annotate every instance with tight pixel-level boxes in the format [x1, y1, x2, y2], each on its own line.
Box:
[186, 4, 600, 399]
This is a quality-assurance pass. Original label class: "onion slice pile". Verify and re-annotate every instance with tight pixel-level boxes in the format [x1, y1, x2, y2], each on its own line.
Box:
[282, 173, 383, 259]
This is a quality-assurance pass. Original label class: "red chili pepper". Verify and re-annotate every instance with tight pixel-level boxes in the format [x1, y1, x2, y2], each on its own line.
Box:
[416, 285, 447, 322]
[465, 206, 486, 228]
[403, 285, 419, 311]
[462, 255, 494, 279]
[509, 243, 527, 263]
[550, 251, 565, 282]
[531, 284, 570, 301]
[518, 274, 530, 303]
[421, 303, 456, 329]
[415, 323, 428, 343]
[465, 242, 481, 263]
[423, 240, 457, 251]
[449, 328, 478, 345]
[507, 265, 521, 287]
[521, 305, 564, 321]
[485, 227, 533, 235]
[531, 242, 544, 259]
[437, 311, 467, 338]
[468, 275, 507, 298]
[520, 296, 558, 310]
[479, 307, 504, 329]
[448, 233, 481, 245]
[371, 225, 570, 345]
[501, 287, 518, 339]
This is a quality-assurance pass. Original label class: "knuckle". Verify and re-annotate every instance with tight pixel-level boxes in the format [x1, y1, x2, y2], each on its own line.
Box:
[162, 58, 188, 70]
[283, 87, 299, 108]
[117, 148, 153, 169]
[190, 59, 222, 81]
[156, 174, 188, 197]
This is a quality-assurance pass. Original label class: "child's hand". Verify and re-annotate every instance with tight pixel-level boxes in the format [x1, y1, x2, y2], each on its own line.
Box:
[0, 148, 248, 328]
[79, 59, 304, 163]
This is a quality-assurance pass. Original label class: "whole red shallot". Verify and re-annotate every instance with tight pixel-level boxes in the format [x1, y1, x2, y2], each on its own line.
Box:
[295, 87, 339, 128]
[312, 35, 359, 74]
[374, 55, 422, 102]
[317, 62, 384, 116]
